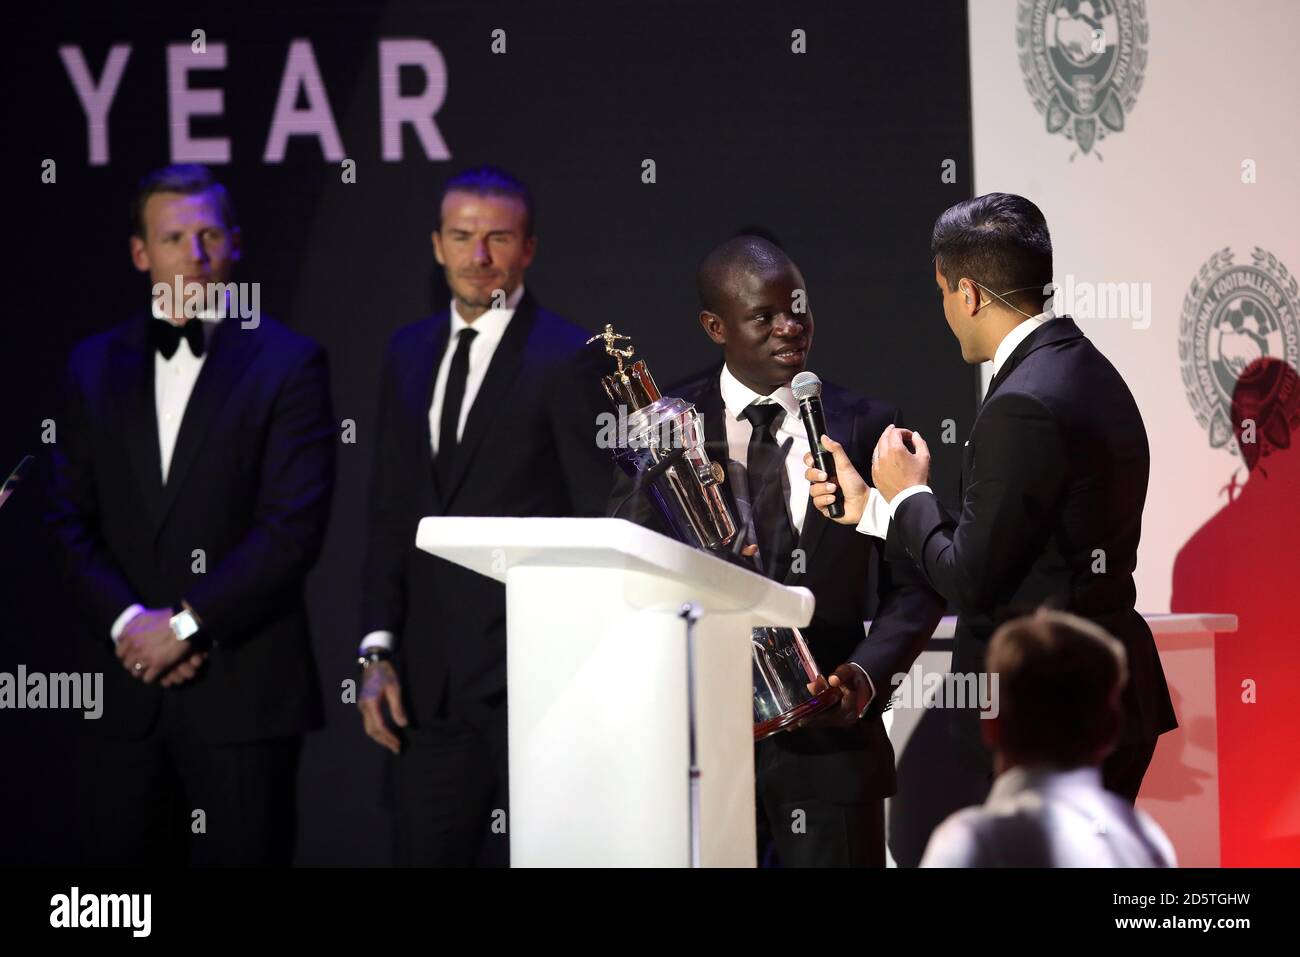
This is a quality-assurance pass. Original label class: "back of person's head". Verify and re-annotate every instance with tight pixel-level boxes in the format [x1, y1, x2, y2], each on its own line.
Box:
[987, 608, 1128, 768]
[931, 192, 1053, 314]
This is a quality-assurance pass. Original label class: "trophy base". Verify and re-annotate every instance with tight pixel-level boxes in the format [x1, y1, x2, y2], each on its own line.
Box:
[752, 686, 843, 742]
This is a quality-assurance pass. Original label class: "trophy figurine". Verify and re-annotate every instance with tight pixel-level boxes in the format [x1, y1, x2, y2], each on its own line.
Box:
[589, 325, 736, 550]
[589, 326, 839, 739]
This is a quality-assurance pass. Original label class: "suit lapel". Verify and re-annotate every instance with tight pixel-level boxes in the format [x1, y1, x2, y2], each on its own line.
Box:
[965, 316, 1086, 501]
[419, 316, 451, 431]
[416, 315, 451, 510]
[978, 345, 1023, 414]
[974, 316, 1085, 424]
[156, 319, 261, 527]
[114, 314, 165, 529]
[439, 296, 538, 504]
[982, 362, 1014, 405]
[695, 375, 742, 521]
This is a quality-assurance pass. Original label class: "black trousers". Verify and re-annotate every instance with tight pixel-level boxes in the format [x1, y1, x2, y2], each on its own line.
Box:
[77, 694, 301, 867]
[1102, 733, 1160, 803]
[394, 714, 509, 867]
[755, 729, 887, 868]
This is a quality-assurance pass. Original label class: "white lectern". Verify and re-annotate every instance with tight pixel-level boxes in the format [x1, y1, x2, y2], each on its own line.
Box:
[415, 516, 814, 867]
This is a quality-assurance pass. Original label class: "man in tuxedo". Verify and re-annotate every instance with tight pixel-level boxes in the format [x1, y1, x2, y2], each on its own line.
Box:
[47, 164, 336, 865]
[357, 166, 611, 866]
[807, 193, 1176, 801]
[609, 235, 945, 867]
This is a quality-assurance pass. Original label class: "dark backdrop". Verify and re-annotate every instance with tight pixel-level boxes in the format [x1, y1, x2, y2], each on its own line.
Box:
[0, 0, 975, 865]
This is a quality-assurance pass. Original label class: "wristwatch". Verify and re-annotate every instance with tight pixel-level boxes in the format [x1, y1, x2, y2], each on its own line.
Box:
[357, 646, 393, 668]
[169, 608, 200, 642]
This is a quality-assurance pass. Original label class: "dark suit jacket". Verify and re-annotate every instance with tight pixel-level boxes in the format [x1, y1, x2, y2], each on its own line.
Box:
[889, 316, 1178, 768]
[608, 369, 946, 800]
[362, 292, 612, 726]
[47, 312, 336, 745]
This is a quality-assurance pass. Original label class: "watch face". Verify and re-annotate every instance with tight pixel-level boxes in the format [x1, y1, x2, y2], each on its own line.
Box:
[171, 612, 198, 640]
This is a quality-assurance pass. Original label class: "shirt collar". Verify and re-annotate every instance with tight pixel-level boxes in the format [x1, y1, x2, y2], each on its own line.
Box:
[450, 283, 525, 337]
[991, 310, 1054, 377]
[987, 764, 1103, 805]
[150, 298, 224, 324]
[719, 362, 800, 423]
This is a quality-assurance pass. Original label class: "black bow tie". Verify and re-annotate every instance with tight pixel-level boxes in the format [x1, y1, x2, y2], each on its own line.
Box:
[151, 319, 206, 359]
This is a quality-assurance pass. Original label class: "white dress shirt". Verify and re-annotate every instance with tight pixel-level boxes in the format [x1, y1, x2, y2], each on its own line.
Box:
[360, 285, 525, 653]
[156, 318, 220, 484]
[920, 765, 1177, 868]
[719, 363, 809, 536]
[989, 310, 1053, 381]
[720, 364, 875, 714]
[110, 311, 221, 642]
[856, 311, 1055, 539]
[427, 284, 524, 454]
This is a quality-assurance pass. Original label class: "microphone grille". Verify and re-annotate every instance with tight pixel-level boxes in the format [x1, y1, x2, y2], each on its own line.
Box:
[790, 371, 822, 401]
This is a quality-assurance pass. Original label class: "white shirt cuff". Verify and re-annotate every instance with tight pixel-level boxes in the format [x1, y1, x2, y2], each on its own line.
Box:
[888, 484, 932, 517]
[359, 631, 394, 653]
[110, 604, 145, 643]
[847, 662, 876, 718]
[855, 487, 893, 539]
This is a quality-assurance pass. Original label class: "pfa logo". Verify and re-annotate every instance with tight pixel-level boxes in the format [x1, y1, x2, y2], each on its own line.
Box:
[1180, 247, 1300, 453]
[1017, 0, 1148, 158]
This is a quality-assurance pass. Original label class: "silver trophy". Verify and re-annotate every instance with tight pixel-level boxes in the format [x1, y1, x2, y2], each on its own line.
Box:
[591, 325, 736, 550]
[591, 327, 839, 740]
[750, 624, 838, 738]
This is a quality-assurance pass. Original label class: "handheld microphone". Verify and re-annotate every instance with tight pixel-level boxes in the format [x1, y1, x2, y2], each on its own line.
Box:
[790, 371, 844, 519]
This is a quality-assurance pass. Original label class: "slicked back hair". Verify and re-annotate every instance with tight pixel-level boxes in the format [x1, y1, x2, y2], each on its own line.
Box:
[931, 193, 1052, 312]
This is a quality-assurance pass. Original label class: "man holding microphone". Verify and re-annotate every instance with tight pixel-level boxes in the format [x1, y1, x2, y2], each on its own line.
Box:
[611, 234, 944, 865]
[806, 194, 1176, 802]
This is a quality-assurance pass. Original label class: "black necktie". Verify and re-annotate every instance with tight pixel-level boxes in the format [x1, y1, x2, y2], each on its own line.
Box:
[742, 402, 798, 581]
[150, 319, 205, 359]
[437, 327, 479, 485]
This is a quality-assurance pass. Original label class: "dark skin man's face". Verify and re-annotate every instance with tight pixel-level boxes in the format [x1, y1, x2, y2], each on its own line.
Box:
[698, 261, 813, 394]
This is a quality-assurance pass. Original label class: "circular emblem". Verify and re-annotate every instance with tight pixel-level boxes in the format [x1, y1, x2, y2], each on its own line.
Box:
[1017, 0, 1148, 157]
[1180, 247, 1300, 454]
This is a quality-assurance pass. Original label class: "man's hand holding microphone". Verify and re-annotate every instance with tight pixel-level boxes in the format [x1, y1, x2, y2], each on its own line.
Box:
[805, 425, 931, 524]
